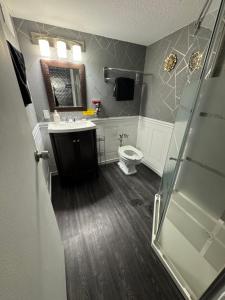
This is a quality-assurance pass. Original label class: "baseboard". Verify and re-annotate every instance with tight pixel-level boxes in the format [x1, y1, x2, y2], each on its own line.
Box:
[142, 160, 162, 177]
[100, 158, 162, 177]
[98, 158, 119, 165]
[50, 171, 58, 176]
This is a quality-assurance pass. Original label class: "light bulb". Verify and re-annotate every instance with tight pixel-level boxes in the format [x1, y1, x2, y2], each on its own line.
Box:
[38, 39, 50, 57]
[56, 40, 67, 58]
[72, 44, 82, 61]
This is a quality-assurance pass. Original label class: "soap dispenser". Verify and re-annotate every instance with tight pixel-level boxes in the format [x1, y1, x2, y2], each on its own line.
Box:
[53, 110, 60, 123]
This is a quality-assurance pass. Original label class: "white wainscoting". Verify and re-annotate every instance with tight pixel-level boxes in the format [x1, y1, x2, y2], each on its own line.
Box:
[33, 116, 139, 173]
[34, 116, 172, 179]
[93, 116, 139, 164]
[32, 122, 51, 187]
[137, 117, 173, 176]
[32, 122, 43, 150]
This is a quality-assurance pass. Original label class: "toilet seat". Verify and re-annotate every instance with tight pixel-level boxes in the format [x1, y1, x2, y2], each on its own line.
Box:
[118, 145, 144, 175]
[118, 145, 143, 161]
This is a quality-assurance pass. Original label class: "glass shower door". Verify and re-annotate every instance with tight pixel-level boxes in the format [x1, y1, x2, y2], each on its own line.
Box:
[153, 1, 225, 299]
[159, 80, 201, 216]
[158, 2, 221, 219]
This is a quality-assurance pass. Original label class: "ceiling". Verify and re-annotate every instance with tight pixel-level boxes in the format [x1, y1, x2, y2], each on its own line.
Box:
[6, 0, 218, 46]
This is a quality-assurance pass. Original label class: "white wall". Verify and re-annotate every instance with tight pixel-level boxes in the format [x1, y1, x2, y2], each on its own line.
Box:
[0, 3, 66, 300]
[95, 116, 139, 164]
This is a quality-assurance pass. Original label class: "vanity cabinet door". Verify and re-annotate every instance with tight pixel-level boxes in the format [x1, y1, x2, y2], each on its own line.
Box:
[51, 132, 79, 177]
[75, 130, 98, 176]
[50, 129, 98, 179]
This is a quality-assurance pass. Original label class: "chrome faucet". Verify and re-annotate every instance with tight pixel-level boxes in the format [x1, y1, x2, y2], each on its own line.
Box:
[118, 133, 129, 147]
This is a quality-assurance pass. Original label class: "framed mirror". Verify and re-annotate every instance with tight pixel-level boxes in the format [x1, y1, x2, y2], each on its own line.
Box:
[40, 59, 86, 111]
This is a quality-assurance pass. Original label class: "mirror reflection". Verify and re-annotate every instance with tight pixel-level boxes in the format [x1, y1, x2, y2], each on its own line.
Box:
[49, 66, 81, 107]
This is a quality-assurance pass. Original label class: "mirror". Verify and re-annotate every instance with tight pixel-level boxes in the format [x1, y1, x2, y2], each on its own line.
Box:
[40, 60, 86, 111]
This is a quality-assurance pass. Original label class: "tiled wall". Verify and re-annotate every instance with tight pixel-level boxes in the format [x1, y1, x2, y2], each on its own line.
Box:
[140, 12, 217, 123]
[13, 18, 146, 124]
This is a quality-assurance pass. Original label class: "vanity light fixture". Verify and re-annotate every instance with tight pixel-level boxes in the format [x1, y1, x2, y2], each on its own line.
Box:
[72, 44, 82, 61]
[32, 32, 85, 58]
[56, 40, 67, 58]
[38, 39, 50, 57]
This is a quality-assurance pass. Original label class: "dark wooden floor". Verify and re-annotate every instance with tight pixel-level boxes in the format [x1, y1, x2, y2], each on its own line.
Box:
[52, 163, 184, 300]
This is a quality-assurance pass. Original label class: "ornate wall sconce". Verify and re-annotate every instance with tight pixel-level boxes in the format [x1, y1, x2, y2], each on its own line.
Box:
[163, 53, 177, 72]
[189, 51, 203, 71]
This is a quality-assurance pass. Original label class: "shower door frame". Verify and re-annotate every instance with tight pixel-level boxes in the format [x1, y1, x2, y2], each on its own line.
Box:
[155, 0, 225, 241]
[151, 0, 225, 299]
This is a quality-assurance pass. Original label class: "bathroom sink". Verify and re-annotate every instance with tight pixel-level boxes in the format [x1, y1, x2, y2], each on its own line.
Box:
[48, 120, 96, 133]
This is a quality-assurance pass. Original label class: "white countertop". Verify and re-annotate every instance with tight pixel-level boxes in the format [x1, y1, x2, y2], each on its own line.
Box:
[48, 120, 96, 133]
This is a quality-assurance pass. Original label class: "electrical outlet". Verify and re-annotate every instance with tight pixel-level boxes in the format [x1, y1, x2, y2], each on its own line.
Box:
[43, 110, 50, 120]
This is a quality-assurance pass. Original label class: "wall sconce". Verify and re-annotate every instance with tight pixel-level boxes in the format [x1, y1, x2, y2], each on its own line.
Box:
[56, 40, 67, 58]
[72, 44, 82, 61]
[38, 39, 50, 57]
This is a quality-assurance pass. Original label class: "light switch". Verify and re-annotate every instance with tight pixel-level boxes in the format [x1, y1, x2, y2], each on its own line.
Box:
[43, 110, 50, 120]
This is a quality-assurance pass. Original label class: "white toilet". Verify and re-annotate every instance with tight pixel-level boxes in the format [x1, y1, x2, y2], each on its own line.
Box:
[118, 145, 143, 175]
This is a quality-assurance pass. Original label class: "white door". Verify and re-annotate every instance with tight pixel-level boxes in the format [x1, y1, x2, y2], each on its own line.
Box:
[0, 15, 67, 300]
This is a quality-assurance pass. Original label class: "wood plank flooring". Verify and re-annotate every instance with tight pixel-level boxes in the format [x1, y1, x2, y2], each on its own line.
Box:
[52, 163, 184, 300]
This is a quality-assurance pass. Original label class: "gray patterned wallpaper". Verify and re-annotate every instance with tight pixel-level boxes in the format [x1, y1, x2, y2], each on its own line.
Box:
[140, 15, 216, 123]
[13, 18, 146, 122]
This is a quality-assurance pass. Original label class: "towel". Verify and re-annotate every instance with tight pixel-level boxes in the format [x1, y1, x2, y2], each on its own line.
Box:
[113, 77, 134, 101]
[7, 41, 32, 107]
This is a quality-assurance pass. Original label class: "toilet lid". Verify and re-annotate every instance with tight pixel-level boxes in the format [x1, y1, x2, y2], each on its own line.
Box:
[119, 145, 143, 160]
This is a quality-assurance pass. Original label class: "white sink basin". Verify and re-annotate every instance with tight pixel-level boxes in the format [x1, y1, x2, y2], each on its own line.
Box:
[48, 120, 96, 133]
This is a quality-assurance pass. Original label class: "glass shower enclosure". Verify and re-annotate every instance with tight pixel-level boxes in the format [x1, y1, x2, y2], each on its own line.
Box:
[152, 1, 225, 299]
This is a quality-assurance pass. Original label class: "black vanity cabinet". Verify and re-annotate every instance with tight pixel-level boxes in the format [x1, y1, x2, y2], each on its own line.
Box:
[50, 129, 98, 180]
